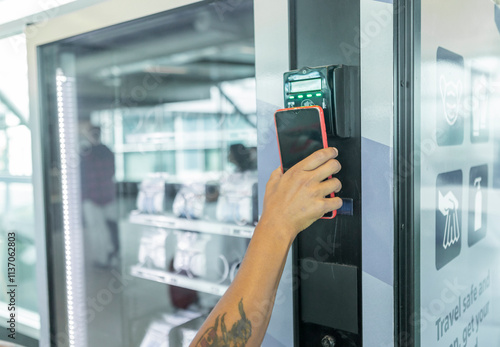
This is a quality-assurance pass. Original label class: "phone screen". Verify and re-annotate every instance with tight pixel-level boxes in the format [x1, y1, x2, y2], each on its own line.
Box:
[275, 107, 335, 218]
[275, 107, 325, 172]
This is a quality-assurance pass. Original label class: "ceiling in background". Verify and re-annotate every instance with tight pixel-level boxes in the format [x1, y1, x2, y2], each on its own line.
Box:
[64, 1, 256, 114]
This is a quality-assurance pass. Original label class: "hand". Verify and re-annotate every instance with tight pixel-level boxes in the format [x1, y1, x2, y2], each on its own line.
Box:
[260, 148, 343, 241]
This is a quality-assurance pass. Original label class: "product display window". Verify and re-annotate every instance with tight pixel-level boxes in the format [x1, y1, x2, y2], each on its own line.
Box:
[35, 1, 257, 346]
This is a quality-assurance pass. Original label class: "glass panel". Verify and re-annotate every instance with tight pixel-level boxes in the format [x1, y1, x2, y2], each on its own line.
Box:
[0, 182, 5, 213]
[0, 34, 29, 119]
[0, 32, 38, 340]
[7, 125, 32, 176]
[0, 130, 7, 173]
[3, 183, 37, 312]
[38, 2, 256, 346]
[417, 1, 500, 346]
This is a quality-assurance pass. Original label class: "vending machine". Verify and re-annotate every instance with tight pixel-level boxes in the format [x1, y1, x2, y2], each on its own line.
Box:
[26, 0, 395, 345]
[27, 0, 500, 346]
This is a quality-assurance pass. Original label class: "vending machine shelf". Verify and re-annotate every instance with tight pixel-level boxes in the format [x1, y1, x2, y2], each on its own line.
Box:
[128, 212, 255, 239]
[130, 265, 229, 296]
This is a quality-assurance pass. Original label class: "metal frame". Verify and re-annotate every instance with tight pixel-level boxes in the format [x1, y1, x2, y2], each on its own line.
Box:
[394, 0, 420, 346]
[27, 1, 203, 345]
[254, 0, 293, 345]
[0, 0, 106, 40]
[288, 0, 364, 344]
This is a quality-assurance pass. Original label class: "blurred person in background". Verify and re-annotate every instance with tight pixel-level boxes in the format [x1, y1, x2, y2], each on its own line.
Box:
[228, 143, 257, 172]
[80, 125, 119, 268]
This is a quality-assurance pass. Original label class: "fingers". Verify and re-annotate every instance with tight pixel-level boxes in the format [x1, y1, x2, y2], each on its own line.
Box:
[297, 147, 338, 171]
[321, 197, 343, 215]
[313, 159, 341, 181]
[318, 177, 342, 197]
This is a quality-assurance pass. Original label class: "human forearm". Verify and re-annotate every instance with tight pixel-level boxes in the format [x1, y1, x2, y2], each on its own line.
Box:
[191, 218, 292, 347]
[191, 148, 342, 346]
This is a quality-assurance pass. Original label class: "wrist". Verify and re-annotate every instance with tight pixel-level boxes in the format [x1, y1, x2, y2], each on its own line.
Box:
[255, 215, 297, 247]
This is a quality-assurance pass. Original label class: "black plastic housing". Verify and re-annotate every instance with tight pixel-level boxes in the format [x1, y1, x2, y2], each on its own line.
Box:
[284, 65, 358, 138]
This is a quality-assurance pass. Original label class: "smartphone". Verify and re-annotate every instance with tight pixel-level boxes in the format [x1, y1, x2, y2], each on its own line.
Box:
[274, 106, 336, 219]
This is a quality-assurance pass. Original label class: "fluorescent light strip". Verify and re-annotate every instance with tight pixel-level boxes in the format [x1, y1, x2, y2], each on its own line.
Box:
[56, 69, 86, 347]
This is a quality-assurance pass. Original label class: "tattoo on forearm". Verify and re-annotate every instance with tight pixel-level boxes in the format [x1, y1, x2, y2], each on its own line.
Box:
[195, 299, 252, 347]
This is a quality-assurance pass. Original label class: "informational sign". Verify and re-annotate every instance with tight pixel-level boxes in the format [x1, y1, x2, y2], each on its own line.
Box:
[435, 170, 463, 270]
[468, 165, 488, 247]
[470, 68, 490, 143]
[436, 47, 465, 146]
[420, 1, 500, 346]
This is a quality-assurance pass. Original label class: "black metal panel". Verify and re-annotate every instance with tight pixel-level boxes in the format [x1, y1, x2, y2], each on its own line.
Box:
[300, 261, 358, 334]
[290, 0, 362, 345]
[394, 0, 419, 346]
[294, 1, 360, 67]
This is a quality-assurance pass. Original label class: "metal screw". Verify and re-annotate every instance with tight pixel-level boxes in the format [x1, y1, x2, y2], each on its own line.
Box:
[321, 335, 336, 347]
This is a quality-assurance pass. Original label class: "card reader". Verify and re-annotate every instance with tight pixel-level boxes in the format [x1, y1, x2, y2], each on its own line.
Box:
[284, 65, 358, 138]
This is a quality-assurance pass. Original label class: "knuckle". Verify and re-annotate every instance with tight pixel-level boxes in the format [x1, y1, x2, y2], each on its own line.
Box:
[326, 159, 336, 171]
[318, 199, 329, 212]
[330, 159, 341, 172]
[299, 174, 309, 186]
[314, 149, 328, 161]
[328, 147, 337, 157]
[304, 174, 316, 187]
[303, 179, 312, 188]
[334, 178, 342, 191]
[308, 185, 317, 197]
[287, 167, 297, 179]
[288, 169, 304, 185]
[333, 197, 343, 209]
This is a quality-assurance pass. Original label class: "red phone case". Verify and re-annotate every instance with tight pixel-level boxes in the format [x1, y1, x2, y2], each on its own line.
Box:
[274, 106, 337, 219]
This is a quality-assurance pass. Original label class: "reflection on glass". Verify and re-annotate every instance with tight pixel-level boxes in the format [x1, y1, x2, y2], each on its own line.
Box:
[419, 1, 500, 346]
[38, 1, 256, 346]
[81, 125, 119, 267]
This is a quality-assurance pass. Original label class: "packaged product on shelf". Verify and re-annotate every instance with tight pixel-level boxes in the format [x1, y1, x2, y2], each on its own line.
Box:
[216, 171, 258, 225]
[140, 310, 202, 347]
[138, 228, 169, 270]
[204, 235, 246, 285]
[172, 183, 206, 219]
[173, 231, 211, 278]
[164, 182, 183, 213]
[173, 231, 233, 284]
[168, 316, 206, 347]
[137, 176, 166, 214]
[139, 320, 170, 347]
